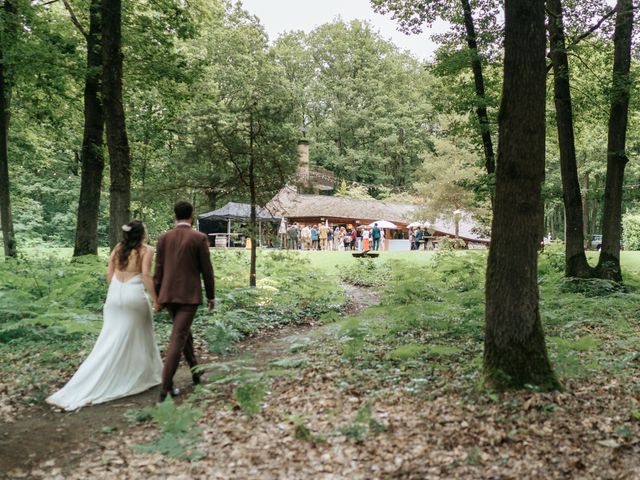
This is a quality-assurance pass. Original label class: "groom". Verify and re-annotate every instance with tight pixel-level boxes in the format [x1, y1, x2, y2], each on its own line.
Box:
[154, 200, 215, 402]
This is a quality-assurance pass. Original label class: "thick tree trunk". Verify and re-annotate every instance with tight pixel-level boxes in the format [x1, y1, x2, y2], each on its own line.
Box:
[595, 0, 634, 281]
[0, 0, 17, 258]
[483, 0, 559, 391]
[547, 0, 592, 277]
[73, 0, 105, 257]
[460, 0, 495, 175]
[102, 0, 131, 249]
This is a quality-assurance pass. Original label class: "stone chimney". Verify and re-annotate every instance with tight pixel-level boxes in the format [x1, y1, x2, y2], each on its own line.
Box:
[296, 140, 310, 184]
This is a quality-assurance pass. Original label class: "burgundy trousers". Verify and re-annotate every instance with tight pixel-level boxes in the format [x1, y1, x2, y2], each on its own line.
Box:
[162, 303, 199, 393]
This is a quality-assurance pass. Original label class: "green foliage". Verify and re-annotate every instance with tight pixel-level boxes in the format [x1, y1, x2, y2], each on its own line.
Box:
[539, 245, 566, 274]
[204, 250, 345, 354]
[437, 237, 467, 250]
[387, 343, 425, 360]
[340, 402, 386, 441]
[339, 318, 369, 360]
[623, 211, 640, 251]
[558, 277, 627, 297]
[339, 258, 391, 287]
[132, 398, 205, 461]
[234, 380, 267, 418]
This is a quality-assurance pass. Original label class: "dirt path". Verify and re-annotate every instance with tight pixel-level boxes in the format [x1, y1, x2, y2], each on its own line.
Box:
[0, 283, 380, 478]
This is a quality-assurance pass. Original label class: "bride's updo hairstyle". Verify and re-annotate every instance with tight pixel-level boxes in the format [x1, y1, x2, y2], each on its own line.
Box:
[117, 220, 146, 269]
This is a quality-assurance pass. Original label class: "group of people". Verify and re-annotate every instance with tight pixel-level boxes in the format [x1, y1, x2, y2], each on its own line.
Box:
[286, 223, 384, 252]
[47, 200, 214, 410]
[409, 225, 433, 250]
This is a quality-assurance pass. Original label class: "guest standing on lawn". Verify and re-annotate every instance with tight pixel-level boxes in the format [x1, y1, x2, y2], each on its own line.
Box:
[311, 225, 319, 250]
[371, 223, 381, 251]
[362, 227, 371, 251]
[414, 226, 424, 251]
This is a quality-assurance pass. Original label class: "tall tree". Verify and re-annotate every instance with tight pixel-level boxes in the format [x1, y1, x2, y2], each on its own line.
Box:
[483, 0, 559, 390]
[273, 20, 435, 192]
[102, 0, 131, 248]
[370, 0, 497, 175]
[69, 0, 105, 257]
[0, 0, 17, 257]
[189, 6, 297, 286]
[547, 0, 593, 277]
[595, 0, 635, 281]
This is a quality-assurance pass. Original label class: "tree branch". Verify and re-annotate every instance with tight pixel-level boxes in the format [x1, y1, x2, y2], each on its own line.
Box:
[567, 7, 617, 50]
[61, 0, 88, 39]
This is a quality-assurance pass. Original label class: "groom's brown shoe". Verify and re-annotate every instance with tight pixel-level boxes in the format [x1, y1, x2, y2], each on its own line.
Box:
[159, 387, 181, 402]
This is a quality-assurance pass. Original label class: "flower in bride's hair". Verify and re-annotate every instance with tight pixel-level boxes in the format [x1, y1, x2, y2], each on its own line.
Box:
[122, 224, 132, 232]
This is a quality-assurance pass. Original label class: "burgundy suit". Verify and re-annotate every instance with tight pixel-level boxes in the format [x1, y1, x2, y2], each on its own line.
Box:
[154, 224, 214, 394]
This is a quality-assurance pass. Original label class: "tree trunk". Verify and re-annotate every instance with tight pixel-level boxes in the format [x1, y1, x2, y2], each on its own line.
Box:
[249, 113, 257, 288]
[73, 0, 105, 257]
[547, 0, 592, 277]
[483, 0, 559, 391]
[0, 0, 17, 258]
[582, 173, 589, 247]
[102, 0, 131, 249]
[595, 0, 634, 282]
[590, 175, 600, 238]
[206, 189, 218, 211]
[460, 0, 495, 175]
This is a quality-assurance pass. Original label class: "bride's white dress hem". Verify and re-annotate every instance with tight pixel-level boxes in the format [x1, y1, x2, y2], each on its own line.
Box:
[46, 275, 163, 412]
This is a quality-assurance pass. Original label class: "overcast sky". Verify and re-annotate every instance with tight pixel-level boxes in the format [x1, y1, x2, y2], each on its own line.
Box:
[239, 0, 449, 61]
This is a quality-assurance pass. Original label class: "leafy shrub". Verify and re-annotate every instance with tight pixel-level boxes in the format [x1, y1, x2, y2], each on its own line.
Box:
[132, 398, 204, 461]
[431, 251, 484, 292]
[623, 211, 640, 251]
[558, 277, 627, 297]
[437, 237, 466, 250]
[234, 380, 267, 417]
[539, 245, 565, 274]
[340, 258, 390, 287]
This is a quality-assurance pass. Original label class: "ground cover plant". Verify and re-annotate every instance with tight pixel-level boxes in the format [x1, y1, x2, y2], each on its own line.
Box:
[3, 249, 635, 478]
[0, 249, 345, 423]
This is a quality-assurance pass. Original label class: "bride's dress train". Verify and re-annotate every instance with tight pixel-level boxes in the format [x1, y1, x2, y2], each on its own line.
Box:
[46, 275, 163, 411]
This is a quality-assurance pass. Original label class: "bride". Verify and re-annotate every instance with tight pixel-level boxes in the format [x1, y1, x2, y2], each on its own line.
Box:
[47, 221, 163, 411]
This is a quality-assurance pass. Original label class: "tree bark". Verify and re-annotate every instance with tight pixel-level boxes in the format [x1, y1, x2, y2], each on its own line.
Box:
[590, 175, 600, 238]
[102, 0, 131, 249]
[460, 0, 495, 175]
[547, 0, 592, 277]
[582, 173, 589, 247]
[595, 0, 634, 281]
[249, 112, 257, 288]
[0, 0, 17, 258]
[206, 189, 218, 211]
[483, 0, 559, 391]
[73, 0, 105, 257]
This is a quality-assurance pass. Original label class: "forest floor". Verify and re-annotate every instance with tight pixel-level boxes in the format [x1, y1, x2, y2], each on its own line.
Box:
[1, 249, 640, 479]
[1, 282, 380, 479]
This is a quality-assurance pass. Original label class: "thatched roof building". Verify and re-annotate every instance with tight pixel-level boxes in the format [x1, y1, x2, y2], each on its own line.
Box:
[266, 187, 489, 245]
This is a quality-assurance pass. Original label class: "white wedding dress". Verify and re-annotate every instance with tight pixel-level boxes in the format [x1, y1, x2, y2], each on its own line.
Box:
[46, 274, 163, 411]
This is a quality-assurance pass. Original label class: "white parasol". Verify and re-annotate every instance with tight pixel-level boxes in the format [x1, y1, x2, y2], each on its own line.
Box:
[369, 220, 398, 229]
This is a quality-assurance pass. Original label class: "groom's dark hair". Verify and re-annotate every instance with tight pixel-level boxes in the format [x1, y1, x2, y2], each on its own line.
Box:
[174, 200, 194, 220]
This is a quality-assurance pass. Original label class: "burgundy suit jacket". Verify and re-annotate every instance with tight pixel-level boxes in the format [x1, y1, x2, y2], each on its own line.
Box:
[154, 225, 215, 305]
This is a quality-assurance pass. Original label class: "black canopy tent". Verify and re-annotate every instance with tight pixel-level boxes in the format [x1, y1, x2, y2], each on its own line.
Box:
[198, 202, 281, 247]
